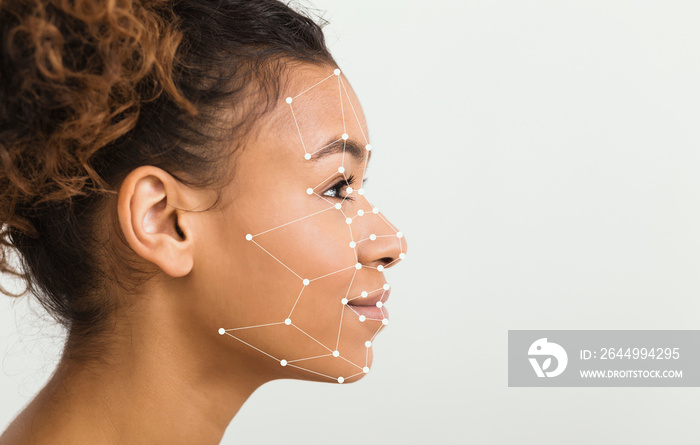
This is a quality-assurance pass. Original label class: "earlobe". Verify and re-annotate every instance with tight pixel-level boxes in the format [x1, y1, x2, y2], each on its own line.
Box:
[117, 166, 195, 278]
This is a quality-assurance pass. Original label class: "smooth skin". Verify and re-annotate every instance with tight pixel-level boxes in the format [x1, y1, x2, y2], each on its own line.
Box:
[0, 65, 406, 444]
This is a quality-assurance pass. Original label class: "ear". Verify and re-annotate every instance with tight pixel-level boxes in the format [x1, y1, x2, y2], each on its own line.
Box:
[117, 166, 198, 278]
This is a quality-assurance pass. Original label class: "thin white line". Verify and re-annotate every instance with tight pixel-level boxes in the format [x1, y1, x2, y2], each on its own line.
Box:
[335, 305, 345, 350]
[344, 269, 358, 299]
[340, 77, 368, 144]
[293, 73, 335, 99]
[342, 138, 346, 168]
[313, 172, 339, 191]
[347, 223, 358, 262]
[250, 240, 302, 280]
[347, 286, 386, 302]
[313, 191, 334, 206]
[286, 363, 336, 381]
[365, 345, 369, 366]
[346, 371, 364, 379]
[224, 332, 279, 361]
[339, 354, 363, 370]
[338, 76, 346, 135]
[384, 258, 400, 267]
[310, 265, 355, 282]
[223, 322, 285, 331]
[287, 284, 306, 319]
[289, 104, 307, 155]
[292, 324, 333, 352]
[310, 138, 343, 155]
[370, 324, 383, 342]
[377, 212, 399, 232]
[287, 353, 333, 364]
[253, 206, 334, 237]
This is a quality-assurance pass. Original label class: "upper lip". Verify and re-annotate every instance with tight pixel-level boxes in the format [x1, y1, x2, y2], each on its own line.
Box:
[347, 286, 390, 307]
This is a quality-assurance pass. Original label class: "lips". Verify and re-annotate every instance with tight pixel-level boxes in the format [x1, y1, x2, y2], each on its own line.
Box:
[346, 287, 390, 321]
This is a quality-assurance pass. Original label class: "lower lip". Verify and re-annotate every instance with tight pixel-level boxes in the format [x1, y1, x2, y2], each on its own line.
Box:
[346, 304, 388, 322]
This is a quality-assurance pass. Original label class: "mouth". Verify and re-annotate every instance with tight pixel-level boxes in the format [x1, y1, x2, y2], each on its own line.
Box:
[346, 286, 390, 322]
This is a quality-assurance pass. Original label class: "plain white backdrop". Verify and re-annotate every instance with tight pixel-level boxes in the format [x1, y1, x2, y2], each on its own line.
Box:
[2, 1, 700, 443]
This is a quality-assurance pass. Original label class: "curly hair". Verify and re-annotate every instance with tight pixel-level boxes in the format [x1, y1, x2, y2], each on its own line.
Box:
[0, 0, 335, 352]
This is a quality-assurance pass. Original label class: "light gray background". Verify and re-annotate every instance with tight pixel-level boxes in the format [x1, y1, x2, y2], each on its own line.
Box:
[2, 0, 700, 443]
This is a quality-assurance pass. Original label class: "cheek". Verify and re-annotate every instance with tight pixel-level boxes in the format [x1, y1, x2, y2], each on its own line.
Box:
[197, 199, 357, 330]
[252, 208, 355, 280]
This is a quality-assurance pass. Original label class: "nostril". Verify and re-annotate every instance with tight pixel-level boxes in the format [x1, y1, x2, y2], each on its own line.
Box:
[379, 257, 393, 266]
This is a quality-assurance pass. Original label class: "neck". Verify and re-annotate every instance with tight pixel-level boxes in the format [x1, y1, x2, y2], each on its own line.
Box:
[6, 297, 269, 444]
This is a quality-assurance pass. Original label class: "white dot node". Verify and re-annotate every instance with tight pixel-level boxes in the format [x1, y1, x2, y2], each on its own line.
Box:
[363, 367, 370, 374]
[382, 318, 389, 326]
[304, 153, 311, 160]
[334, 68, 341, 76]
[286, 97, 293, 104]
[346, 187, 353, 194]
[285, 318, 292, 326]
[335, 203, 342, 210]
[355, 263, 362, 270]
[280, 359, 288, 366]
[397, 232, 404, 239]
[372, 207, 379, 214]
[369, 234, 376, 241]
[361, 291, 368, 298]
[341, 298, 348, 305]
[377, 265, 384, 272]
[303, 279, 310, 286]
[365, 341, 372, 348]
[383, 284, 390, 290]
[399, 253, 406, 260]
[349, 241, 356, 248]
[345, 217, 353, 225]
[365, 144, 372, 151]
[338, 166, 345, 173]
[245, 234, 253, 241]
[359, 315, 366, 322]
[376, 301, 383, 308]
[218, 328, 225, 335]
[337, 376, 344, 383]
[332, 350, 340, 357]
[342, 133, 349, 140]
[358, 188, 365, 195]
[357, 209, 364, 216]
[306, 187, 313, 195]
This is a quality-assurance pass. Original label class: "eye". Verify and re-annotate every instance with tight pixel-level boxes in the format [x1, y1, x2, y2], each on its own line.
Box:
[323, 174, 355, 200]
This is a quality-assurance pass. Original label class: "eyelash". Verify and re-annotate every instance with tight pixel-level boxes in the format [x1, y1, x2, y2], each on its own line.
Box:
[323, 175, 357, 201]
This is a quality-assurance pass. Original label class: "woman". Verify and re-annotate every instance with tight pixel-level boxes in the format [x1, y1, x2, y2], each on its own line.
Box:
[0, 0, 407, 443]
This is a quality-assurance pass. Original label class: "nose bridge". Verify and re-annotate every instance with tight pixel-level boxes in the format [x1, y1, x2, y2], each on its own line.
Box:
[354, 197, 407, 268]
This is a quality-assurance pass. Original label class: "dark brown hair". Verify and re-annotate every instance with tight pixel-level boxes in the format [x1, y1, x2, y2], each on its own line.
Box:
[0, 0, 335, 351]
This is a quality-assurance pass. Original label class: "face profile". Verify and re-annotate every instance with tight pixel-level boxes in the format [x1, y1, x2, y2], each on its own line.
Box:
[201, 65, 408, 384]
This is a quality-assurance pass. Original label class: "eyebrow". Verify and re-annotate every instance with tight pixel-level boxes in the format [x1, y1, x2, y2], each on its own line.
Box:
[309, 137, 370, 163]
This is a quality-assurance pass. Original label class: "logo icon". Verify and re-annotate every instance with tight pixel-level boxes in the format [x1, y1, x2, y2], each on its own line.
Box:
[528, 338, 568, 377]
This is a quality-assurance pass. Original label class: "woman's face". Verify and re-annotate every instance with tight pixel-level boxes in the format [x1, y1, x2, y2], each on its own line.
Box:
[191, 64, 407, 384]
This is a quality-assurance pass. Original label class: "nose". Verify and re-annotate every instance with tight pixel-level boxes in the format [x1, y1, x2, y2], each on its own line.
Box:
[355, 210, 407, 270]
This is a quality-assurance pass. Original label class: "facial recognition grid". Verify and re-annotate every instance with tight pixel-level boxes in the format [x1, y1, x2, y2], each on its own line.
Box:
[218, 69, 405, 384]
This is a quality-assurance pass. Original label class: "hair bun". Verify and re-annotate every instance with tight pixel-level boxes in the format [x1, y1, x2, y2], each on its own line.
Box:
[0, 0, 194, 295]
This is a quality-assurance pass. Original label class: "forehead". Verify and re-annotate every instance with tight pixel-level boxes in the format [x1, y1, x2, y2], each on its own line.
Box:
[267, 64, 369, 157]
[222, 65, 370, 199]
